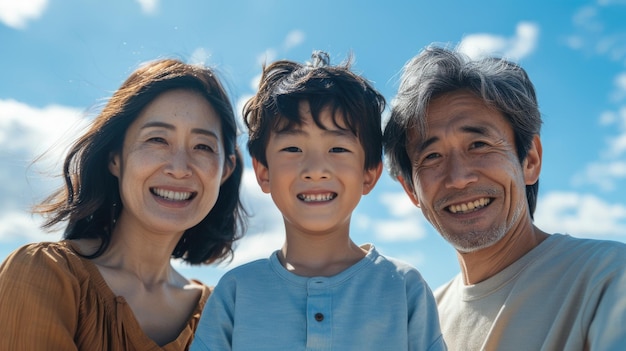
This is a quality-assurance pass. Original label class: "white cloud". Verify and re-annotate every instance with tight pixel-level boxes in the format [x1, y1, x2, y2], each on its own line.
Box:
[283, 30, 305, 50]
[573, 161, 626, 191]
[379, 191, 417, 217]
[363, 191, 430, 242]
[0, 0, 47, 29]
[598, 0, 626, 6]
[599, 105, 626, 157]
[458, 22, 539, 61]
[0, 210, 55, 242]
[569, 5, 626, 62]
[573, 6, 602, 32]
[208, 168, 284, 268]
[373, 217, 428, 242]
[189, 47, 211, 66]
[256, 49, 277, 66]
[600, 110, 617, 125]
[535, 191, 626, 237]
[611, 72, 626, 101]
[136, 0, 158, 15]
[573, 103, 626, 190]
[0, 99, 88, 167]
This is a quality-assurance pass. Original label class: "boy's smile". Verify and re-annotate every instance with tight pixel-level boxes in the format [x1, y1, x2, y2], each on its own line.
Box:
[297, 192, 338, 202]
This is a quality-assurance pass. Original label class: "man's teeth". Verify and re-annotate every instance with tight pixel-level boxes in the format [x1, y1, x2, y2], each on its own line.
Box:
[449, 198, 490, 214]
[298, 193, 336, 202]
[153, 188, 192, 201]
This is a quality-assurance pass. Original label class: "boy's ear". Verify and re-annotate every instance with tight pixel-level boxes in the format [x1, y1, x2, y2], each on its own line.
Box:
[362, 162, 383, 195]
[398, 175, 420, 208]
[523, 135, 542, 185]
[252, 157, 271, 194]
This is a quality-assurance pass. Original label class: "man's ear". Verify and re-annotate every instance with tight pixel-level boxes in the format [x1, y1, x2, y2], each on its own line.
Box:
[220, 155, 237, 185]
[108, 152, 121, 178]
[362, 162, 383, 195]
[523, 135, 542, 185]
[252, 157, 271, 194]
[398, 175, 420, 208]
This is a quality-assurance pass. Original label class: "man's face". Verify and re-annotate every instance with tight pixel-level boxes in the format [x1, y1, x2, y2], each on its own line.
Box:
[399, 90, 541, 253]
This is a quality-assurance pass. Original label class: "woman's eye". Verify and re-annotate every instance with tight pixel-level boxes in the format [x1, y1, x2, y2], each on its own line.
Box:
[196, 144, 216, 152]
[147, 137, 167, 144]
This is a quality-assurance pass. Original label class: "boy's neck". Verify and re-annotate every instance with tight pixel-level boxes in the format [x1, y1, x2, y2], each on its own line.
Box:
[278, 235, 368, 277]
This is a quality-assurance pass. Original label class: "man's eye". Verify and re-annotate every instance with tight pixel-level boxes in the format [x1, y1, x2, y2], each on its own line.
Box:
[282, 146, 301, 152]
[424, 152, 440, 160]
[471, 141, 488, 149]
[329, 147, 349, 153]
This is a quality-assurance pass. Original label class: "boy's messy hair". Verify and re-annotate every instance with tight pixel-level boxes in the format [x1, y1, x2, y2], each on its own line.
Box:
[243, 50, 386, 170]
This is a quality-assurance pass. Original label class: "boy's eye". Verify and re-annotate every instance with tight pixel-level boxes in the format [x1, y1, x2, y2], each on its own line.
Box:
[281, 146, 301, 152]
[329, 147, 349, 153]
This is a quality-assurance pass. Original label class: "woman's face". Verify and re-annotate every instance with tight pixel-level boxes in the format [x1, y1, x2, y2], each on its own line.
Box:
[109, 89, 234, 236]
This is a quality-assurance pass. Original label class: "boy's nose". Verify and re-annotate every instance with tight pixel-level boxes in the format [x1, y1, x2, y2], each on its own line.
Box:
[301, 152, 331, 181]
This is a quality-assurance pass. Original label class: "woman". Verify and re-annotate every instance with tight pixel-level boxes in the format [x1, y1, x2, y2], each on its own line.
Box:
[0, 59, 245, 350]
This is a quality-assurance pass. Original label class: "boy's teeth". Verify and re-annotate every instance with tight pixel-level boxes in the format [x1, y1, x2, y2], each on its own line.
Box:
[299, 193, 336, 202]
[153, 188, 192, 201]
[449, 198, 490, 214]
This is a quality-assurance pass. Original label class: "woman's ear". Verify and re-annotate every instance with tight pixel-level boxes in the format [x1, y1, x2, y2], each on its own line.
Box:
[252, 157, 271, 194]
[220, 155, 237, 185]
[109, 152, 121, 178]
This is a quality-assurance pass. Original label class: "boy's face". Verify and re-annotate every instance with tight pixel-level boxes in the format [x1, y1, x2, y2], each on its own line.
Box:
[253, 101, 381, 236]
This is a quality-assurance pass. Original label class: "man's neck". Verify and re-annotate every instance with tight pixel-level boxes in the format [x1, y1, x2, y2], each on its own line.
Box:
[457, 225, 549, 285]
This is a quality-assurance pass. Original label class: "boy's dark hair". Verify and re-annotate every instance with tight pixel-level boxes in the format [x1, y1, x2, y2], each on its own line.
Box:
[244, 51, 386, 170]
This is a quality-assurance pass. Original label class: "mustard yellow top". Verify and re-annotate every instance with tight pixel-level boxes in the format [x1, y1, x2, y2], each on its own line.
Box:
[0, 241, 210, 351]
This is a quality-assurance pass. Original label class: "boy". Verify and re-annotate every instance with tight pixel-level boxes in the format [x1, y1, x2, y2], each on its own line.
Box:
[191, 51, 446, 350]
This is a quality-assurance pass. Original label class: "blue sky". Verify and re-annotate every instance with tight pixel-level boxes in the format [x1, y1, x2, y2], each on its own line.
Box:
[1, 0, 626, 289]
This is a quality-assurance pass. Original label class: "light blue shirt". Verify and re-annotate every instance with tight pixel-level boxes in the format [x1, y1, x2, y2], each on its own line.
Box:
[191, 245, 446, 351]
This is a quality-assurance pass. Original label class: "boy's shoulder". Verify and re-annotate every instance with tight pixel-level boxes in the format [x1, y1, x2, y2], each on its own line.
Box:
[365, 245, 424, 276]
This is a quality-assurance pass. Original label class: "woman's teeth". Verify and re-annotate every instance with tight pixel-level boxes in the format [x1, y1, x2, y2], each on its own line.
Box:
[152, 188, 192, 201]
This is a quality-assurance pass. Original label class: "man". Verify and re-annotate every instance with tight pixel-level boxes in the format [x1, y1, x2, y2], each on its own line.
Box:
[383, 45, 626, 350]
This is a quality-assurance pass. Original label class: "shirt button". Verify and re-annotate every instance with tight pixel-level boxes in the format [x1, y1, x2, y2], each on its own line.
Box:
[314, 313, 324, 322]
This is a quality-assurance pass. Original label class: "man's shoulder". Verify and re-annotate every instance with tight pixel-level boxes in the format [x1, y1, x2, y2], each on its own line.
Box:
[550, 234, 626, 258]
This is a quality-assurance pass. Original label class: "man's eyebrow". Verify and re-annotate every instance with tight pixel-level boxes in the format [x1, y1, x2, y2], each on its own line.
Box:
[460, 124, 490, 136]
[415, 125, 491, 152]
[140, 121, 219, 138]
[416, 136, 439, 153]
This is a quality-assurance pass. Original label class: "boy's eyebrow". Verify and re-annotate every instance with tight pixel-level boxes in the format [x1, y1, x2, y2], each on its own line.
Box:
[140, 121, 219, 138]
[274, 127, 356, 139]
